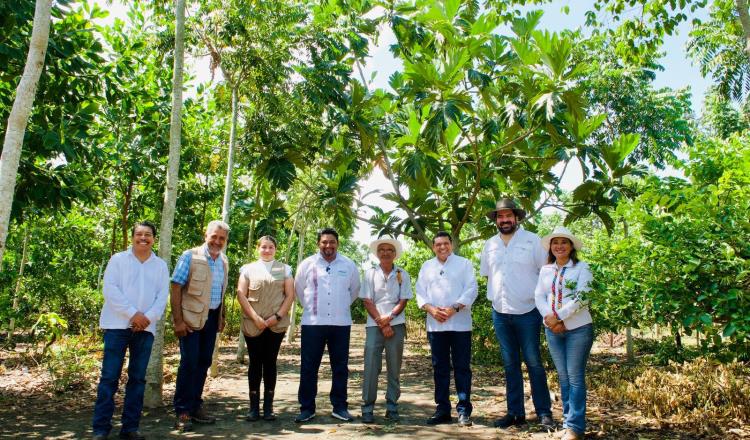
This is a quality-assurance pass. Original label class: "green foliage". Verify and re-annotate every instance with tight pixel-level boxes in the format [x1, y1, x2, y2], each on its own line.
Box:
[31, 312, 68, 354]
[46, 334, 98, 393]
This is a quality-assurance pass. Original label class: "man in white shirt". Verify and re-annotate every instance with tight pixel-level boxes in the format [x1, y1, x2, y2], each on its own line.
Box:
[294, 228, 361, 423]
[416, 231, 478, 427]
[360, 236, 412, 424]
[480, 199, 553, 429]
[92, 222, 169, 440]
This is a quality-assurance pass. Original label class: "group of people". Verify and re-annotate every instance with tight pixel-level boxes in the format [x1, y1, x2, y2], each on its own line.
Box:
[90, 198, 594, 440]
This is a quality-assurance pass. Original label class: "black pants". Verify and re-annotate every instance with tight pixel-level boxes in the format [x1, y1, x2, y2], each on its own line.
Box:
[244, 329, 285, 395]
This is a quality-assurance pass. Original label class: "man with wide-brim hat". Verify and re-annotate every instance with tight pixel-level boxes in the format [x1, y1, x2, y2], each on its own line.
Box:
[480, 198, 554, 430]
[360, 236, 412, 424]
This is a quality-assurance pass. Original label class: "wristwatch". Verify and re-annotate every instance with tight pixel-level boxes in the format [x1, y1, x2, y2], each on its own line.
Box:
[274, 312, 282, 321]
[452, 303, 461, 313]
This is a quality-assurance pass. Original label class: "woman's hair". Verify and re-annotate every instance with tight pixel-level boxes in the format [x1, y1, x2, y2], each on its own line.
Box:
[547, 238, 579, 265]
[257, 235, 278, 247]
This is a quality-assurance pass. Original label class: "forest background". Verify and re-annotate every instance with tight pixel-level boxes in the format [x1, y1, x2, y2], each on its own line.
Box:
[1, 0, 749, 437]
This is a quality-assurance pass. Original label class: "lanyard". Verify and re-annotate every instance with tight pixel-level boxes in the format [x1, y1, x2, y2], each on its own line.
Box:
[550, 266, 567, 318]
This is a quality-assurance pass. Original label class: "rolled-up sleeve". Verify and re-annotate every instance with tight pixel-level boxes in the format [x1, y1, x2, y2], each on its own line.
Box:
[171, 251, 192, 285]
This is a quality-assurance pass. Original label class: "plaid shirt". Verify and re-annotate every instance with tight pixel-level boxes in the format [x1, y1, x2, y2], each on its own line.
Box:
[172, 245, 225, 309]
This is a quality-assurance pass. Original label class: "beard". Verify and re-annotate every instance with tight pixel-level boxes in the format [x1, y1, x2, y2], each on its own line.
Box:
[497, 221, 517, 234]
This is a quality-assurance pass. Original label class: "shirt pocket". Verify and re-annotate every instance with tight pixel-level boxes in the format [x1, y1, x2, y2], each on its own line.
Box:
[187, 265, 209, 296]
[512, 245, 533, 264]
[247, 278, 263, 302]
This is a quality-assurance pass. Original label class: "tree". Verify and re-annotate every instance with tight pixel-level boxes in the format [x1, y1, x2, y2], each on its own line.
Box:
[0, 0, 53, 269]
[145, 0, 187, 408]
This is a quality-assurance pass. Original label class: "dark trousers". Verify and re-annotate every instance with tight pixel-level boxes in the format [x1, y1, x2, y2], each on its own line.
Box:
[244, 329, 285, 396]
[492, 309, 552, 417]
[427, 330, 473, 417]
[174, 308, 220, 415]
[92, 329, 154, 436]
[298, 325, 351, 413]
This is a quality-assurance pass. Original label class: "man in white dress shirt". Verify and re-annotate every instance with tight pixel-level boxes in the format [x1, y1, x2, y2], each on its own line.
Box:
[92, 221, 169, 440]
[294, 228, 361, 423]
[416, 231, 478, 427]
[360, 236, 412, 424]
[480, 199, 553, 429]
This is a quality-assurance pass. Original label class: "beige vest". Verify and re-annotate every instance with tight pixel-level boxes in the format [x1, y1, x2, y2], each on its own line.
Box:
[241, 261, 290, 337]
[180, 246, 229, 330]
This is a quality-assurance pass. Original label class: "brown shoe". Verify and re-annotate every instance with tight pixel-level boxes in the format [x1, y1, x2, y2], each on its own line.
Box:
[191, 407, 216, 424]
[561, 429, 583, 440]
[175, 413, 192, 432]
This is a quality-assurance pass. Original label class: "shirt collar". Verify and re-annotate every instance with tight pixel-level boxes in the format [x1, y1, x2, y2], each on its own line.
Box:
[127, 246, 155, 263]
[436, 253, 454, 265]
[377, 264, 398, 278]
[316, 252, 338, 266]
[202, 244, 223, 262]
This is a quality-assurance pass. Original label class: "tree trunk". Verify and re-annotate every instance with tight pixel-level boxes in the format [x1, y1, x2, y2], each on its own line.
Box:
[0, 0, 53, 271]
[286, 225, 307, 343]
[625, 327, 634, 362]
[736, 0, 750, 56]
[144, 0, 186, 409]
[121, 175, 134, 250]
[211, 85, 240, 377]
[8, 223, 30, 342]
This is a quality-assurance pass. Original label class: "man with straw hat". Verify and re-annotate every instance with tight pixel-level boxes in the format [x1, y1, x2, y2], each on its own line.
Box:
[360, 236, 412, 424]
[480, 199, 554, 429]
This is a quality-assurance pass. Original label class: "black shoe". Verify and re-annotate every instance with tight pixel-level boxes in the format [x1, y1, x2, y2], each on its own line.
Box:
[262, 410, 277, 421]
[175, 413, 193, 432]
[494, 414, 526, 428]
[92, 435, 108, 440]
[262, 390, 276, 421]
[245, 408, 260, 422]
[457, 413, 472, 426]
[425, 412, 452, 425]
[538, 414, 555, 429]
[294, 410, 316, 423]
[361, 412, 375, 424]
[190, 407, 216, 424]
[118, 432, 145, 440]
[384, 410, 400, 422]
[331, 409, 354, 422]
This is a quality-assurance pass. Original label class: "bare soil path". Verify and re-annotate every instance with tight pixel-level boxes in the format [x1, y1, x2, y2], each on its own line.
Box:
[0, 325, 704, 439]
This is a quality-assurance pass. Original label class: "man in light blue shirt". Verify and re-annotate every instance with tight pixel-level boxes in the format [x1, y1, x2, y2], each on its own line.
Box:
[416, 231, 478, 427]
[92, 221, 169, 440]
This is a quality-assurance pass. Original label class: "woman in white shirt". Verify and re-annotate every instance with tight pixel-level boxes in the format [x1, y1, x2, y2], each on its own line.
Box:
[535, 226, 593, 440]
[237, 236, 295, 422]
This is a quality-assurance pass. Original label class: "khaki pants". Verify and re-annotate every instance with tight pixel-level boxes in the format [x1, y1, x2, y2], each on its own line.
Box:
[361, 324, 406, 414]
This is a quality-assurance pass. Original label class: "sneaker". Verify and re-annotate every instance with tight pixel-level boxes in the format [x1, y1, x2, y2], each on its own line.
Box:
[118, 432, 145, 440]
[294, 410, 316, 423]
[175, 413, 193, 432]
[384, 410, 400, 422]
[561, 428, 583, 440]
[538, 414, 555, 429]
[425, 412, 452, 425]
[457, 413, 472, 426]
[361, 412, 375, 424]
[331, 409, 354, 422]
[493, 414, 526, 428]
[191, 407, 216, 424]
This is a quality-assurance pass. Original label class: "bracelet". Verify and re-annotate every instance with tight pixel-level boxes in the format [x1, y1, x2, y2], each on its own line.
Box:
[274, 312, 282, 321]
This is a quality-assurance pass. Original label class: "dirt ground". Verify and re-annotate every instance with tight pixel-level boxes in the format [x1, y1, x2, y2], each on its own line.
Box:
[0, 325, 713, 439]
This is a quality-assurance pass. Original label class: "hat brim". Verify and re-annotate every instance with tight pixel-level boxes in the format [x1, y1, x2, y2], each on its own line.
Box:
[541, 233, 583, 251]
[369, 238, 403, 260]
[486, 208, 527, 221]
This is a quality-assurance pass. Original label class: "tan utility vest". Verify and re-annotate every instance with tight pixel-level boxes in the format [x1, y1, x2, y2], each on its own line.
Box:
[241, 261, 290, 337]
[180, 246, 229, 330]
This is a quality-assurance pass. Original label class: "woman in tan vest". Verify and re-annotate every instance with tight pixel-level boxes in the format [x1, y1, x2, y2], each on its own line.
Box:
[237, 235, 295, 421]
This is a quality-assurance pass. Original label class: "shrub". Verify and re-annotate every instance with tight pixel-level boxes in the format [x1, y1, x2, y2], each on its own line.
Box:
[46, 335, 99, 393]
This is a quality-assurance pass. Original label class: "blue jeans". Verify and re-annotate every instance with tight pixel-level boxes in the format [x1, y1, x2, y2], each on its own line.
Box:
[92, 329, 154, 436]
[174, 308, 220, 415]
[298, 325, 351, 413]
[492, 309, 551, 417]
[546, 323, 593, 435]
[427, 331, 472, 417]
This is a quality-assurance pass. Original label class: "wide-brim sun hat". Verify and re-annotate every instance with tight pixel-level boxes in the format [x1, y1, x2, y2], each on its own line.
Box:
[486, 198, 527, 221]
[369, 236, 403, 260]
[542, 226, 583, 251]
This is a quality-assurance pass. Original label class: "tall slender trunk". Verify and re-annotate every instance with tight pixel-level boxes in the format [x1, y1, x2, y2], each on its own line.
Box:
[144, 0, 186, 408]
[286, 224, 307, 343]
[121, 175, 134, 250]
[0, 0, 53, 270]
[8, 222, 30, 341]
[110, 217, 118, 256]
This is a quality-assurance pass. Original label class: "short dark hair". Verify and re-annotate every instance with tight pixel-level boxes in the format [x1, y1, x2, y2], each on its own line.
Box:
[317, 227, 339, 242]
[132, 221, 157, 237]
[547, 239, 579, 265]
[432, 231, 452, 244]
[257, 235, 277, 247]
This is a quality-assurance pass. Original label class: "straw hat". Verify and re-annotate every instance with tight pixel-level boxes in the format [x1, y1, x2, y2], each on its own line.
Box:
[486, 198, 527, 221]
[369, 236, 403, 259]
[541, 226, 583, 251]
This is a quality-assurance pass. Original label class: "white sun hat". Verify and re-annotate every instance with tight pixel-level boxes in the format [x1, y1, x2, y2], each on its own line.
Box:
[369, 236, 403, 260]
[541, 226, 583, 251]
